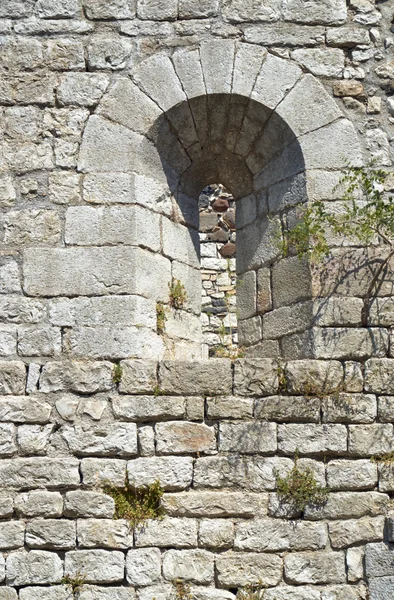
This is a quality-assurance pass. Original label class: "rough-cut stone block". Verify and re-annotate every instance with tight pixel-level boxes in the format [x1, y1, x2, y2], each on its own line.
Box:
[57, 73, 110, 107]
[348, 424, 394, 456]
[156, 421, 216, 454]
[313, 327, 388, 360]
[18, 424, 54, 456]
[19, 588, 69, 600]
[112, 395, 186, 421]
[0, 588, 17, 600]
[162, 549, 214, 584]
[119, 360, 158, 394]
[0, 458, 79, 489]
[329, 516, 384, 549]
[365, 359, 394, 394]
[223, 0, 281, 22]
[292, 48, 345, 78]
[84, 0, 135, 19]
[26, 520, 76, 550]
[0, 362, 26, 396]
[15, 491, 63, 518]
[81, 459, 126, 487]
[284, 551, 346, 584]
[79, 587, 137, 600]
[271, 257, 311, 309]
[162, 491, 267, 518]
[77, 519, 133, 549]
[207, 396, 254, 420]
[322, 393, 377, 424]
[64, 491, 114, 519]
[327, 26, 371, 47]
[285, 360, 343, 394]
[199, 519, 234, 549]
[265, 588, 320, 600]
[62, 423, 138, 457]
[128, 456, 193, 490]
[0, 521, 24, 550]
[126, 548, 161, 586]
[237, 270, 257, 321]
[219, 422, 276, 454]
[327, 460, 378, 491]
[283, 0, 346, 24]
[40, 361, 113, 394]
[216, 552, 282, 587]
[366, 542, 394, 578]
[278, 424, 347, 455]
[0, 396, 51, 423]
[369, 576, 394, 600]
[159, 361, 232, 396]
[235, 519, 326, 552]
[18, 326, 61, 357]
[255, 395, 320, 422]
[233, 359, 278, 396]
[7, 550, 63, 586]
[135, 517, 198, 548]
[64, 550, 124, 584]
[305, 492, 389, 520]
[252, 53, 302, 110]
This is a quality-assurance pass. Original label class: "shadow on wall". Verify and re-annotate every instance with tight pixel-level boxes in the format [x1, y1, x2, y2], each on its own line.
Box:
[150, 93, 312, 357]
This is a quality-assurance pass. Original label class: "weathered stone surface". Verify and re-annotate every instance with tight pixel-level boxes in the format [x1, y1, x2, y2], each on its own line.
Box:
[327, 26, 370, 47]
[162, 491, 267, 518]
[126, 548, 161, 586]
[313, 327, 388, 360]
[348, 424, 394, 456]
[322, 393, 377, 423]
[156, 421, 216, 454]
[255, 395, 320, 422]
[135, 517, 198, 548]
[57, 73, 110, 106]
[278, 424, 347, 455]
[0, 297, 46, 324]
[18, 424, 54, 456]
[327, 460, 378, 491]
[162, 549, 214, 584]
[81, 459, 126, 487]
[26, 519, 76, 550]
[365, 359, 394, 394]
[0, 521, 24, 550]
[159, 361, 232, 395]
[40, 360, 113, 394]
[64, 491, 114, 519]
[222, 0, 280, 22]
[0, 458, 79, 489]
[112, 395, 185, 421]
[64, 550, 124, 584]
[329, 516, 384, 549]
[285, 551, 346, 584]
[77, 519, 133, 549]
[62, 423, 137, 457]
[0, 361, 26, 395]
[7, 550, 63, 585]
[219, 421, 276, 454]
[216, 552, 282, 587]
[19, 588, 69, 600]
[207, 396, 254, 420]
[119, 360, 158, 394]
[15, 491, 63, 518]
[369, 577, 394, 600]
[285, 360, 343, 394]
[233, 359, 278, 396]
[292, 48, 345, 78]
[305, 492, 389, 520]
[235, 519, 327, 552]
[199, 519, 234, 549]
[366, 542, 394, 577]
[128, 456, 193, 490]
[0, 396, 51, 423]
[79, 586, 137, 600]
[283, 0, 346, 24]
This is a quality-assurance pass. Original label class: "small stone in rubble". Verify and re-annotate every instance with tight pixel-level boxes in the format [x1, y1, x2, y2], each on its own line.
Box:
[222, 209, 236, 231]
[219, 243, 236, 258]
[212, 198, 229, 212]
[207, 229, 230, 243]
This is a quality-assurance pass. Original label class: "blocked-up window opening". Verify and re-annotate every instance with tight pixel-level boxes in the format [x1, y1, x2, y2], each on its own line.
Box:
[198, 184, 238, 357]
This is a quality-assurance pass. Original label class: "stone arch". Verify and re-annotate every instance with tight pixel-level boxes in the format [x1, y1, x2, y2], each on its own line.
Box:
[77, 40, 362, 360]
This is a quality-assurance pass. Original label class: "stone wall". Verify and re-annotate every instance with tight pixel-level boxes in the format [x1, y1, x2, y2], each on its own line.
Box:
[1, 0, 394, 597]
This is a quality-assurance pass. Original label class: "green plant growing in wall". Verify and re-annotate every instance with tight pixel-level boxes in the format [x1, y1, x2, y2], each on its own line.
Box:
[275, 453, 328, 514]
[236, 582, 266, 599]
[112, 363, 122, 385]
[169, 278, 187, 309]
[173, 580, 192, 600]
[280, 165, 394, 323]
[103, 477, 164, 529]
[61, 572, 86, 598]
[156, 302, 167, 334]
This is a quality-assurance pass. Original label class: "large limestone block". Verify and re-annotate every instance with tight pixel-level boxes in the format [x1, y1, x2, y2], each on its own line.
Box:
[348, 424, 394, 456]
[64, 550, 124, 584]
[298, 119, 362, 169]
[328, 516, 384, 549]
[327, 460, 378, 491]
[285, 360, 343, 394]
[265, 588, 320, 600]
[119, 359, 158, 394]
[0, 521, 25, 550]
[0, 588, 17, 600]
[159, 360, 232, 395]
[162, 491, 267, 518]
[222, 0, 281, 22]
[19, 588, 69, 600]
[127, 456, 193, 490]
[26, 519, 76, 550]
[235, 519, 327, 552]
[304, 492, 389, 520]
[255, 395, 320, 422]
[233, 43, 267, 98]
[162, 218, 200, 269]
[207, 396, 254, 420]
[233, 359, 278, 396]
[6, 550, 63, 585]
[0, 423, 16, 456]
[313, 327, 388, 360]
[40, 360, 113, 394]
[284, 551, 346, 584]
[81, 459, 126, 487]
[1, 209, 60, 245]
[24, 247, 171, 301]
[64, 491, 115, 519]
[112, 395, 186, 421]
[162, 549, 214, 584]
[84, 0, 136, 19]
[365, 359, 394, 393]
[57, 73, 109, 107]
[366, 542, 394, 578]
[15, 491, 63, 518]
[219, 422, 277, 454]
[133, 54, 185, 111]
[278, 424, 347, 455]
[0, 396, 51, 423]
[0, 458, 79, 489]
[77, 519, 133, 549]
[369, 577, 394, 600]
[155, 421, 216, 454]
[0, 297, 46, 324]
[245, 23, 325, 47]
[62, 423, 138, 457]
[135, 517, 198, 548]
[79, 587, 137, 600]
[322, 393, 377, 424]
[283, 0, 347, 24]
[199, 519, 234, 549]
[0, 361, 26, 395]
[216, 552, 282, 587]
[126, 548, 161, 586]
[200, 40, 235, 95]
[263, 301, 313, 339]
